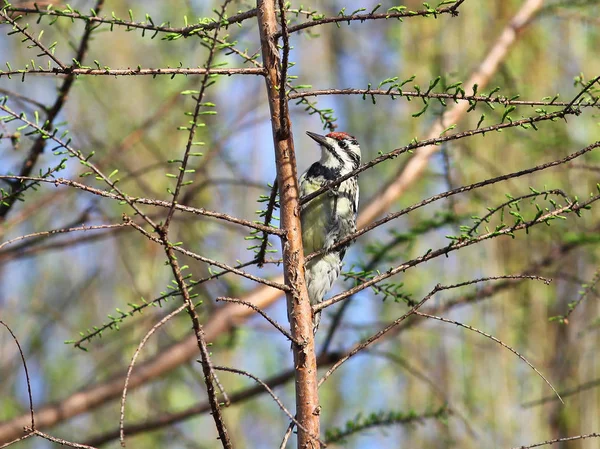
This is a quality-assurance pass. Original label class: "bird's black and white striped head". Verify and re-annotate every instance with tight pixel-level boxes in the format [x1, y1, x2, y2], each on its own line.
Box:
[306, 131, 361, 175]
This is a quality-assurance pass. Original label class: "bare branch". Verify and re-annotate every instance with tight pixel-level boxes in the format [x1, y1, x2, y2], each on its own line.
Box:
[257, 1, 320, 446]
[0, 321, 34, 430]
[300, 109, 578, 210]
[316, 189, 600, 312]
[278, 2, 465, 37]
[414, 311, 563, 404]
[0, 175, 284, 235]
[216, 297, 295, 342]
[163, 3, 232, 231]
[0, 223, 129, 251]
[126, 218, 289, 292]
[289, 88, 600, 109]
[213, 366, 324, 446]
[2, 6, 258, 37]
[119, 304, 187, 446]
[162, 241, 232, 448]
[0, 9, 67, 69]
[0, 0, 105, 219]
[0, 67, 266, 78]
[509, 433, 600, 449]
[308, 140, 600, 264]
[318, 276, 550, 387]
[358, 0, 546, 225]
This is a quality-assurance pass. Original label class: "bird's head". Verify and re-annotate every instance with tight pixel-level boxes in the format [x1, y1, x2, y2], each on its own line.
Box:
[306, 131, 361, 172]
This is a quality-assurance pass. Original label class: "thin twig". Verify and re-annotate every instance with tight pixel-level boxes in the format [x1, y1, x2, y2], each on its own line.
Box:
[279, 422, 295, 449]
[162, 242, 232, 448]
[119, 304, 187, 446]
[0, 175, 284, 235]
[509, 433, 600, 449]
[0, 103, 159, 230]
[0, 9, 67, 69]
[0, 223, 129, 250]
[163, 1, 232, 231]
[562, 75, 600, 113]
[299, 109, 575, 209]
[2, 6, 258, 36]
[415, 311, 563, 403]
[288, 88, 600, 108]
[126, 218, 289, 292]
[0, 67, 266, 78]
[29, 430, 98, 449]
[318, 276, 551, 388]
[216, 297, 295, 342]
[316, 193, 598, 312]
[72, 258, 263, 350]
[0, 0, 105, 219]
[522, 376, 600, 408]
[213, 366, 323, 446]
[277, 2, 464, 37]
[307, 138, 600, 271]
[0, 321, 35, 430]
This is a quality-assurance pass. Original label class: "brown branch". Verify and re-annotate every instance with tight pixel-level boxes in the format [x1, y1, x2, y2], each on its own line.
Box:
[315, 193, 600, 312]
[0, 321, 34, 430]
[310, 140, 599, 261]
[509, 433, 600, 449]
[119, 304, 187, 446]
[318, 276, 550, 387]
[0, 223, 129, 251]
[162, 3, 230, 231]
[3, 6, 258, 36]
[0, 175, 284, 235]
[299, 109, 573, 209]
[216, 297, 295, 342]
[126, 218, 288, 291]
[84, 352, 341, 447]
[0, 67, 266, 78]
[414, 311, 562, 403]
[0, 0, 105, 219]
[257, 1, 319, 448]
[277, 2, 465, 37]
[288, 88, 600, 108]
[357, 0, 546, 227]
[0, 9, 67, 69]
[162, 242, 232, 448]
[29, 431, 98, 449]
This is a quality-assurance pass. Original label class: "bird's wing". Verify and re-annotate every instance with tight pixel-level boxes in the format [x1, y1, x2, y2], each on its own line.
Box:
[299, 171, 328, 255]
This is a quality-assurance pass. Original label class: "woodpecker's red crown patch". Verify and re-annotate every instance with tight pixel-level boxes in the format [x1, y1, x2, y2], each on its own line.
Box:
[326, 132, 355, 141]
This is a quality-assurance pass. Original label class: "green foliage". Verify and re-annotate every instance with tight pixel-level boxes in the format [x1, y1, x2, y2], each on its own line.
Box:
[324, 406, 449, 444]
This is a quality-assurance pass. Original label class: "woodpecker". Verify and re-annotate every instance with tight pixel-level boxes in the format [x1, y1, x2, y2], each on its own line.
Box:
[299, 131, 361, 332]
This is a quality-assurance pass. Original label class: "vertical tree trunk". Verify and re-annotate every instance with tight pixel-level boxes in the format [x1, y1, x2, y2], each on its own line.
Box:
[256, 1, 321, 447]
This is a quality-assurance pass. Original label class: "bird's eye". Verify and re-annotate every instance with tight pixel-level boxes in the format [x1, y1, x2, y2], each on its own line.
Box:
[339, 140, 348, 149]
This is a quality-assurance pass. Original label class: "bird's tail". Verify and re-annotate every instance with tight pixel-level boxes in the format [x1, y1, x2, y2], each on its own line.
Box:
[305, 253, 342, 334]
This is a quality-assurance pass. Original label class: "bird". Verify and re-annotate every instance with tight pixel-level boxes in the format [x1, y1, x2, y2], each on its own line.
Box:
[298, 130, 361, 333]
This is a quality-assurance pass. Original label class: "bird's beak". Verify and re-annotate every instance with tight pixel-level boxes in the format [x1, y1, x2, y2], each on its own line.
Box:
[306, 131, 332, 151]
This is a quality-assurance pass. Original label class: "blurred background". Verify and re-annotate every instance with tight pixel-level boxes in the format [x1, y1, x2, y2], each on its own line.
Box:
[1, 0, 600, 448]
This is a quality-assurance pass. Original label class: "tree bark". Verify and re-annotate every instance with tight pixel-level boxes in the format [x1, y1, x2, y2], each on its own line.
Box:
[257, 1, 320, 447]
